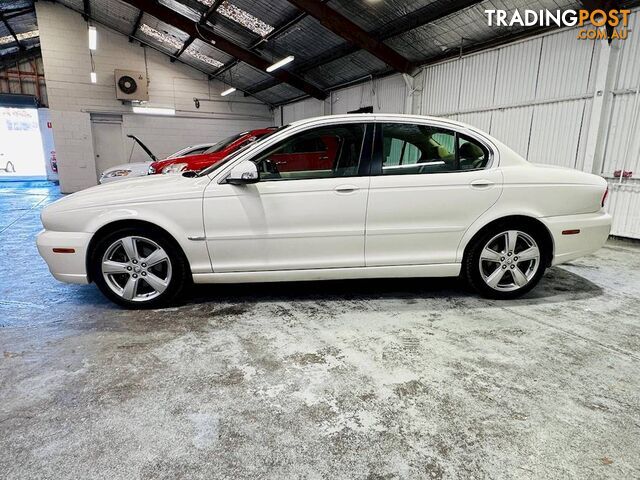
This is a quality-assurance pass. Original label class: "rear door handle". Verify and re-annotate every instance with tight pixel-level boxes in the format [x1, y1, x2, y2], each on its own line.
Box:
[470, 180, 494, 189]
[335, 185, 360, 193]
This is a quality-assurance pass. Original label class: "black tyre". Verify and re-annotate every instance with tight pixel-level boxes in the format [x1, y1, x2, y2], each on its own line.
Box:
[89, 226, 189, 308]
[464, 223, 547, 299]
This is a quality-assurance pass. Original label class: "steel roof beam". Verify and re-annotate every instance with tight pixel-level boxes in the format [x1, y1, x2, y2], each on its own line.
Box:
[175, 0, 223, 59]
[82, 0, 91, 21]
[246, 0, 482, 97]
[128, 10, 144, 42]
[120, 0, 326, 100]
[285, 0, 415, 74]
[2, 7, 35, 20]
[0, 11, 25, 51]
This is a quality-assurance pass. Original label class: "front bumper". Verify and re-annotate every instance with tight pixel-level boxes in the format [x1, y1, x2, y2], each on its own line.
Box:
[541, 210, 612, 266]
[36, 230, 92, 284]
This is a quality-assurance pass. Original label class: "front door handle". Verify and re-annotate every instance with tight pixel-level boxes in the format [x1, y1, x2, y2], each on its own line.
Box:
[335, 185, 360, 193]
[470, 180, 494, 189]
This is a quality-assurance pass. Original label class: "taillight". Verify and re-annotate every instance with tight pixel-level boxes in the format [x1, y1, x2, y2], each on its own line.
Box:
[601, 187, 609, 207]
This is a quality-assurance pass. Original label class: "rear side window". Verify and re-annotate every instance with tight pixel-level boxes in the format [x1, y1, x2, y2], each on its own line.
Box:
[380, 123, 489, 175]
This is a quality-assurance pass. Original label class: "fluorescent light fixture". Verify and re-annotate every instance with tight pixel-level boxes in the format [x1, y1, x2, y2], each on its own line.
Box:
[88, 26, 97, 50]
[266, 55, 294, 73]
[220, 87, 236, 96]
[90, 72, 97, 83]
[132, 106, 176, 116]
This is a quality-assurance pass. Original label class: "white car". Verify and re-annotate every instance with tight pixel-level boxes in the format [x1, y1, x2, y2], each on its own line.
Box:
[99, 140, 213, 183]
[37, 114, 611, 308]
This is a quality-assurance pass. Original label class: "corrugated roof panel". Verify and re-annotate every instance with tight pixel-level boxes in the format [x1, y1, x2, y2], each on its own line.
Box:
[329, 0, 433, 32]
[262, 16, 347, 66]
[0, 37, 40, 58]
[304, 50, 388, 90]
[136, 14, 189, 56]
[91, 0, 139, 35]
[385, 0, 582, 65]
[229, 0, 296, 29]
[216, 61, 275, 92]
[158, 0, 200, 22]
[255, 82, 304, 105]
[189, 39, 233, 65]
[209, 17, 260, 49]
[55, 0, 84, 12]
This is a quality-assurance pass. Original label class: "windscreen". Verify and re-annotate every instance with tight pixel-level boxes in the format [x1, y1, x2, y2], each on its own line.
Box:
[197, 126, 286, 177]
[202, 132, 248, 154]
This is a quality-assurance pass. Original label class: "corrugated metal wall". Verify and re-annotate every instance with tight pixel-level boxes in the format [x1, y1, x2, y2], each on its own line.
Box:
[281, 74, 407, 124]
[279, 11, 640, 239]
[422, 28, 596, 170]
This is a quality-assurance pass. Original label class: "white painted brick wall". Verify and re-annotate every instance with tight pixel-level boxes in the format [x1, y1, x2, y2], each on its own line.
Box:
[36, 2, 274, 193]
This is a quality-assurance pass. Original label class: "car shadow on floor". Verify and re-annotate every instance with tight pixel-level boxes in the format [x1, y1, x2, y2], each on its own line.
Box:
[183, 266, 603, 309]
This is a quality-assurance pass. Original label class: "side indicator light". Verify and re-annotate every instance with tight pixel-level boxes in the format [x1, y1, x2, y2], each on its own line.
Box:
[562, 229, 580, 235]
[602, 187, 609, 207]
[52, 248, 76, 253]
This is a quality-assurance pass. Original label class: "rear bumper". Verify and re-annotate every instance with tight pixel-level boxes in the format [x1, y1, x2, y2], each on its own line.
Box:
[36, 230, 92, 284]
[541, 211, 612, 266]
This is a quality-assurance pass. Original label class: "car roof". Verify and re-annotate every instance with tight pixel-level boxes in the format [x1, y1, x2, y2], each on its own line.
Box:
[288, 113, 479, 132]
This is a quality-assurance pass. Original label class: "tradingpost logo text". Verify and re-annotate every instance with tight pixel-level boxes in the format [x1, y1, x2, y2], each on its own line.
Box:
[485, 9, 631, 40]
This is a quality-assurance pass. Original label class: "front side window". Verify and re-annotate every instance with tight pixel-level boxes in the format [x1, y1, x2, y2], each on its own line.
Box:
[251, 124, 366, 181]
[380, 123, 489, 175]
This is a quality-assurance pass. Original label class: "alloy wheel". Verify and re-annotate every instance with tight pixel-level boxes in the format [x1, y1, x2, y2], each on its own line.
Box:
[479, 230, 540, 292]
[101, 236, 172, 302]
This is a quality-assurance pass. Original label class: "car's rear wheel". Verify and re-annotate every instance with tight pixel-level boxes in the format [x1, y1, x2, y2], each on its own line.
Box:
[465, 225, 547, 299]
[90, 227, 188, 308]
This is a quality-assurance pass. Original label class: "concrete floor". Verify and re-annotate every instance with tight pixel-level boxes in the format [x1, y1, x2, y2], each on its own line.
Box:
[1, 181, 639, 479]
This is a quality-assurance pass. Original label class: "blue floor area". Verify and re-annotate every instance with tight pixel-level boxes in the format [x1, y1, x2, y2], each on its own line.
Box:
[0, 180, 62, 234]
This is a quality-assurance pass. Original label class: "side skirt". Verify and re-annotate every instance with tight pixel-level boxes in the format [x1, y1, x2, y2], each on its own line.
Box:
[192, 264, 461, 284]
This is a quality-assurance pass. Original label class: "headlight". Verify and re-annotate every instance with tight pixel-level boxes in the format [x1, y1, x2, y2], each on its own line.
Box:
[103, 169, 131, 178]
[148, 165, 156, 174]
[162, 163, 188, 174]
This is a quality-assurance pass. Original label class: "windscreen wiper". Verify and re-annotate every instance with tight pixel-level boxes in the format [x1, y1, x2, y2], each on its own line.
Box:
[126, 134, 157, 161]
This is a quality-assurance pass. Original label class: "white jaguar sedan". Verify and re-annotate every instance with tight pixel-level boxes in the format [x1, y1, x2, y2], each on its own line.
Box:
[37, 114, 611, 308]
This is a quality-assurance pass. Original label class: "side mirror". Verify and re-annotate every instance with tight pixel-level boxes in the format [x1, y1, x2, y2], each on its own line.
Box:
[226, 160, 259, 185]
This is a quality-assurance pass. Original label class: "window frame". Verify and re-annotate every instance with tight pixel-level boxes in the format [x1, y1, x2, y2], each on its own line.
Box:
[246, 122, 375, 183]
[370, 121, 494, 176]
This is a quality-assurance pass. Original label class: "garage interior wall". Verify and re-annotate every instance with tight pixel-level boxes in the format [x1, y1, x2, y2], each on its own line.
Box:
[35, 1, 274, 193]
[279, 11, 640, 240]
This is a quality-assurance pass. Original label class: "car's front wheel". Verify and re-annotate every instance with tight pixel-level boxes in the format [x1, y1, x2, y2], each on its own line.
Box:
[465, 225, 547, 299]
[90, 227, 188, 308]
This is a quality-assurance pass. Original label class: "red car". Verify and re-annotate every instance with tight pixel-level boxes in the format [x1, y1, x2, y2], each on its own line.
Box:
[148, 127, 277, 175]
[148, 127, 344, 175]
